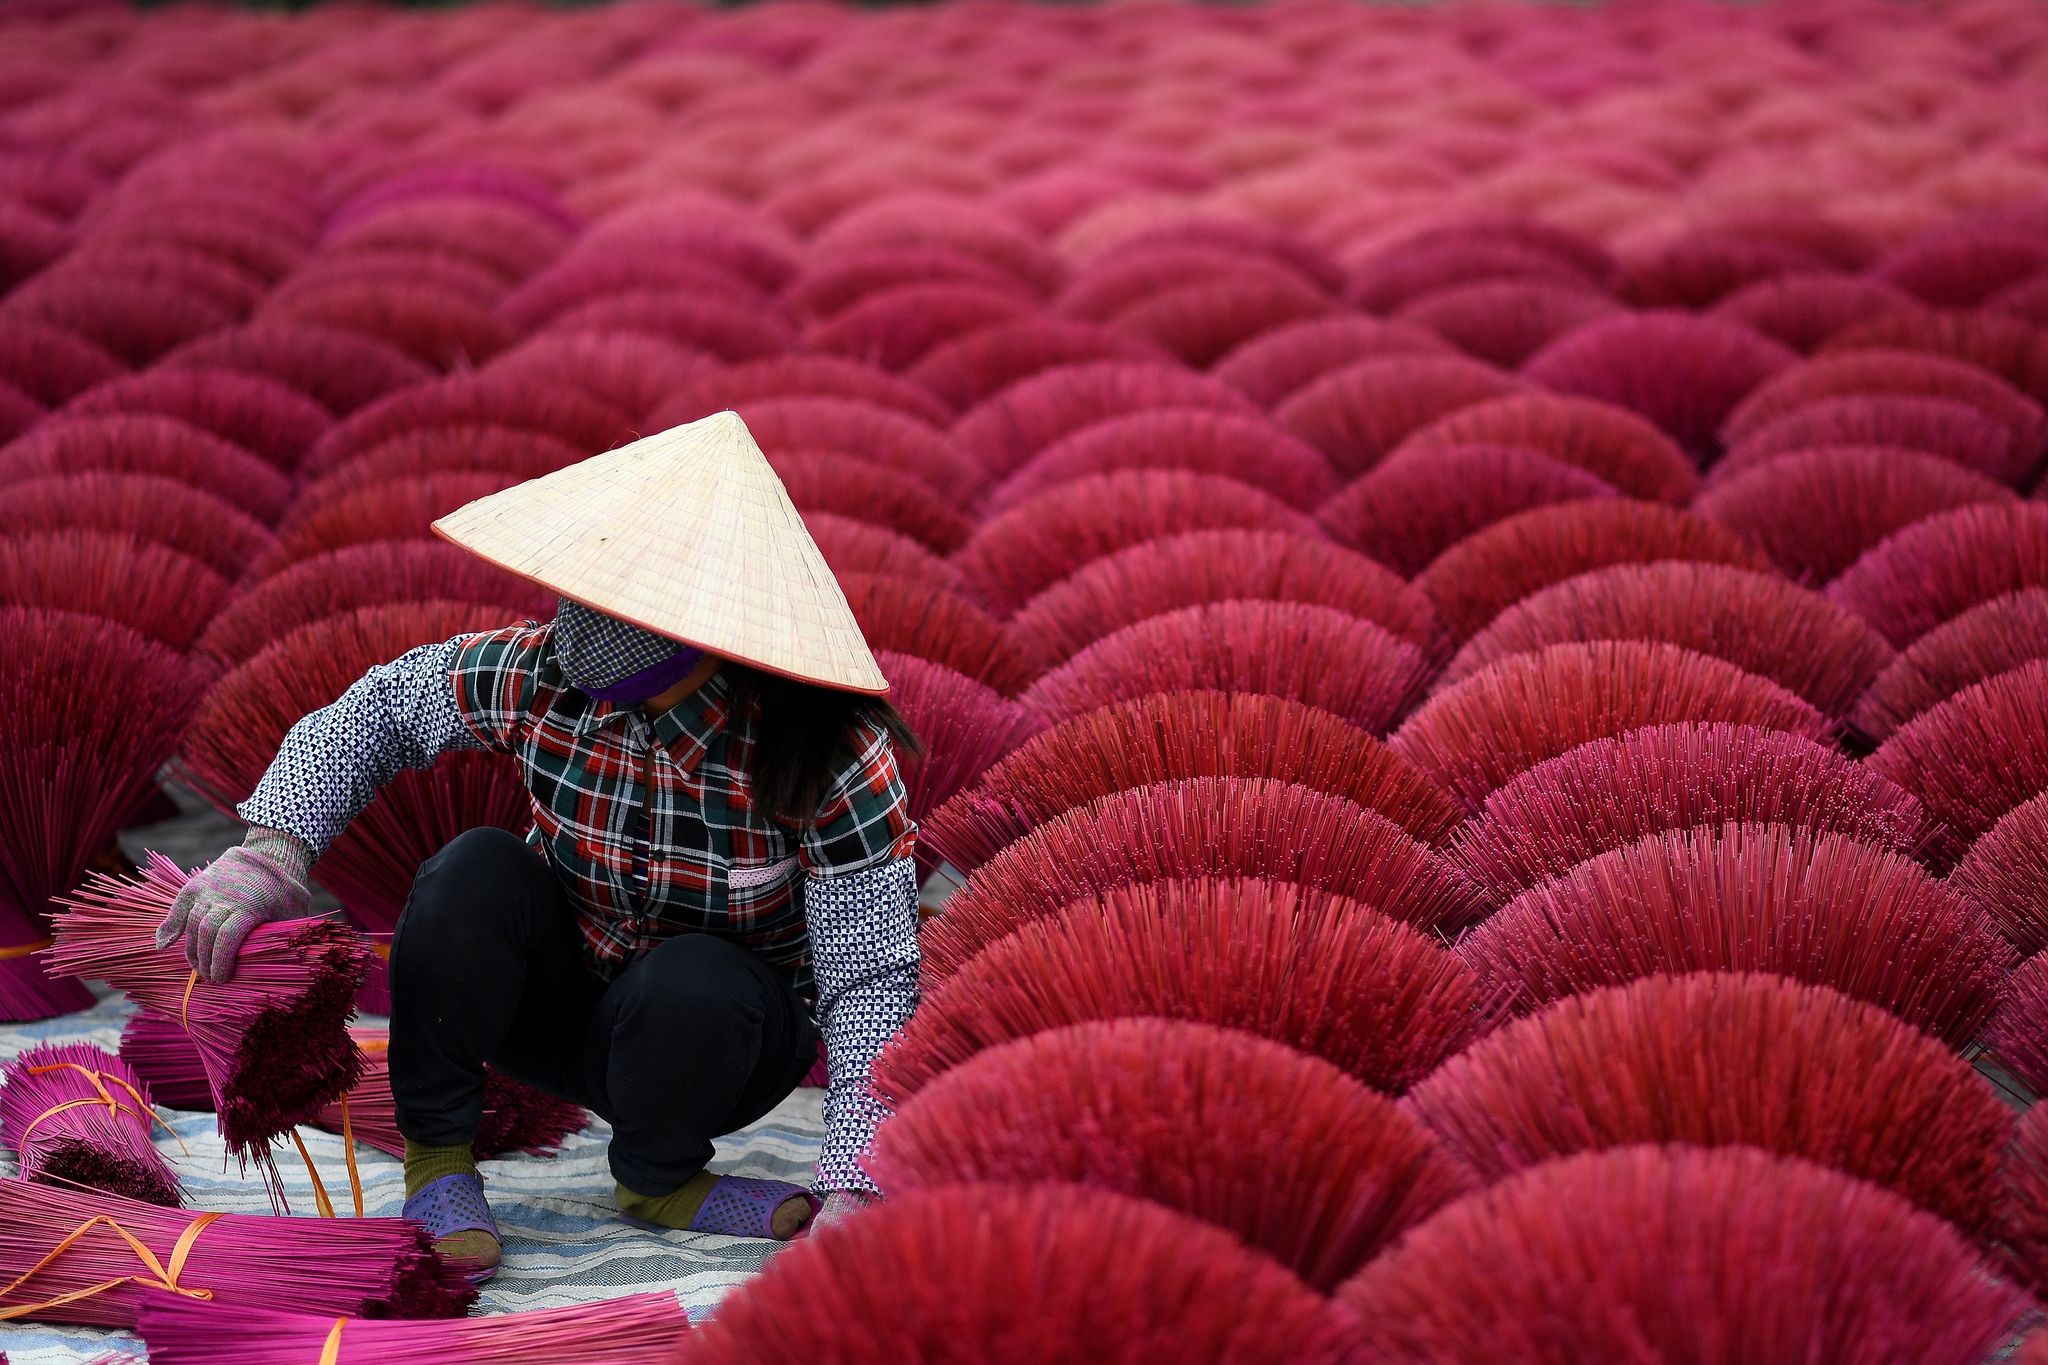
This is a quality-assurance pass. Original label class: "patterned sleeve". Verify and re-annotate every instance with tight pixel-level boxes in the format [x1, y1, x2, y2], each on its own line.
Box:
[805, 855, 920, 1197]
[804, 725, 921, 1194]
[236, 625, 541, 857]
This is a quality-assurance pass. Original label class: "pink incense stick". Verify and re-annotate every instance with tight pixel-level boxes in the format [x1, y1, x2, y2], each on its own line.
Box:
[137, 1290, 688, 1363]
[120, 1015, 589, 1160]
[49, 853, 371, 1187]
[0, 1042, 180, 1207]
[0, 1178, 474, 1329]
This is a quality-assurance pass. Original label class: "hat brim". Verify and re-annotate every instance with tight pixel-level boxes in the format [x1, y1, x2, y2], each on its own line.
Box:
[431, 520, 893, 697]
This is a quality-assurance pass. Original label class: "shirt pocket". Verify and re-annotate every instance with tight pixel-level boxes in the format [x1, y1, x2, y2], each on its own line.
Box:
[726, 854, 799, 891]
[722, 851, 801, 935]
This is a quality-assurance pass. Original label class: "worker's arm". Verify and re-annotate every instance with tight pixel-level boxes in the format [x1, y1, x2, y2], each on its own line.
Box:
[798, 721, 921, 1203]
[161, 624, 548, 980]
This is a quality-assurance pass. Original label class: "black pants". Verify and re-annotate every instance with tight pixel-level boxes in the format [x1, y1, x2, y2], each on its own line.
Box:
[388, 827, 820, 1195]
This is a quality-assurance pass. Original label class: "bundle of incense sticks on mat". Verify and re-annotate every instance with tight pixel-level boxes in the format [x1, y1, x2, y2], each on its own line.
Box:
[0, 1043, 181, 1207]
[49, 853, 371, 1182]
[0, 933, 92, 1026]
[137, 1290, 688, 1362]
[0, 1178, 474, 1328]
[119, 1016, 589, 1160]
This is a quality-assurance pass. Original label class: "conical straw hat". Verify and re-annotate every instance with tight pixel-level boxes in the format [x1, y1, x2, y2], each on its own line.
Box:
[432, 410, 889, 695]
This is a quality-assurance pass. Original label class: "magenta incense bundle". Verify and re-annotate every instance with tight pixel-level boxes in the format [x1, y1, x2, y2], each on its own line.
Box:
[1, 607, 203, 1024]
[0, 1042, 180, 1207]
[315, 1032, 589, 1162]
[120, 1015, 588, 1160]
[137, 1291, 687, 1363]
[114, 1015, 213, 1112]
[49, 854, 371, 1176]
[0, 1179, 474, 1328]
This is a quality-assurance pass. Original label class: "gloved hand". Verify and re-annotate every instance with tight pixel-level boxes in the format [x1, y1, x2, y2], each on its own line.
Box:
[154, 828, 314, 983]
[810, 1189, 874, 1235]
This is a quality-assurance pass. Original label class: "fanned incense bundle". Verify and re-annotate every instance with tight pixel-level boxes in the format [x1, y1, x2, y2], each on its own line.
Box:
[1392, 392, 1700, 504]
[2001, 1106, 2048, 1299]
[2, 607, 205, 1022]
[1404, 973, 2012, 1236]
[872, 655, 1037, 860]
[118, 1014, 588, 1161]
[49, 854, 371, 1174]
[922, 780, 1488, 972]
[1868, 659, 2048, 863]
[1448, 723, 1932, 902]
[1952, 794, 2048, 955]
[0, 1179, 473, 1328]
[679, 1184, 1355, 1365]
[868, 1018, 1471, 1291]
[1339, 1145, 2024, 1364]
[1394, 641, 1829, 813]
[924, 691, 1462, 875]
[1719, 392, 2025, 487]
[1443, 561, 1895, 723]
[1458, 822, 2011, 1048]
[137, 1290, 687, 1362]
[0, 1043, 180, 1207]
[881, 877, 1493, 1101]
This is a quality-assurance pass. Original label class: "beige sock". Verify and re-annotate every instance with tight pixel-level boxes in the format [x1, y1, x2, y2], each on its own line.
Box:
[404, 1140, 501, 1269]
[616, 1173, 813, 1240]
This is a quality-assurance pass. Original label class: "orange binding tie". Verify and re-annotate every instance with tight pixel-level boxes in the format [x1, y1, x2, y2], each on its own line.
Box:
[0, 938, 51, 961]
[340, 1093, 363, 1219]
[288, 1096, 365, 1220]
[0, 1210, 221, 1322]
[179, 970, 200, 1027]
[319, 1316, 346, 1365]
[21, 1063, 190, 1156]
[289, 1129, 337, 1220]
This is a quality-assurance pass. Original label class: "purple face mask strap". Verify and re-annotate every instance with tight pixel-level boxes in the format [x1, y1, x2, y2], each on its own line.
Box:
[582, 644, 706, 702]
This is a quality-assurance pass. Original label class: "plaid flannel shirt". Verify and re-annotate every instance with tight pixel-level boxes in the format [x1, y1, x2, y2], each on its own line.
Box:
[240, 621, 921, 1195]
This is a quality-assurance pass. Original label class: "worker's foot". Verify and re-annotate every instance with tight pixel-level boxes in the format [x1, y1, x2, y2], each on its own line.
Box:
[403, 1140, 502, 1280]
[616, 1172, 817, 1240]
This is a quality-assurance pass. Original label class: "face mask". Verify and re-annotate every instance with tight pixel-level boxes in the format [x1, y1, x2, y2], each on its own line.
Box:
[554, 598, 703, 702]
[579, 645, 707, 703]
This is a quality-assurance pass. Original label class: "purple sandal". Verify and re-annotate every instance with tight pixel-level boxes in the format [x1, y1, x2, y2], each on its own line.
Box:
[404, 1172, 502, 1282]
[622, 1175, 819, 1239]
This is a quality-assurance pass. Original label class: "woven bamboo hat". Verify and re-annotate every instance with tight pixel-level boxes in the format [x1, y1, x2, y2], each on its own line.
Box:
[432, 409, 889, 695]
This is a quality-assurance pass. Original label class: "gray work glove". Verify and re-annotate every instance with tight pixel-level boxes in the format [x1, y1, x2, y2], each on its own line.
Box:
[153, 828, 314, 983]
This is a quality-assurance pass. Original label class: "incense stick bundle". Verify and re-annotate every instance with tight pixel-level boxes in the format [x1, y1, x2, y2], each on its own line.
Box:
[119, 1015, 589, 1159]
[0, 1043, 180, 1207]
[113, 1014, 213, 1111]
[48, 854, 371, 1175]
[314, 1033, 588, 1162]
[137, 1290, 687, 1362]
[2, 607, 204, 1024]
[0, 1178, 474, 1328]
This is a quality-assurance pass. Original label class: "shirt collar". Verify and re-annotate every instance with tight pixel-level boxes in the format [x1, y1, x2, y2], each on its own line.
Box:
[568, 666, 736, 775]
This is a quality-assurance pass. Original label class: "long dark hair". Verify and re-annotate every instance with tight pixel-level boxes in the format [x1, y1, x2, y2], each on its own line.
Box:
[731, 666, 924, 826]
